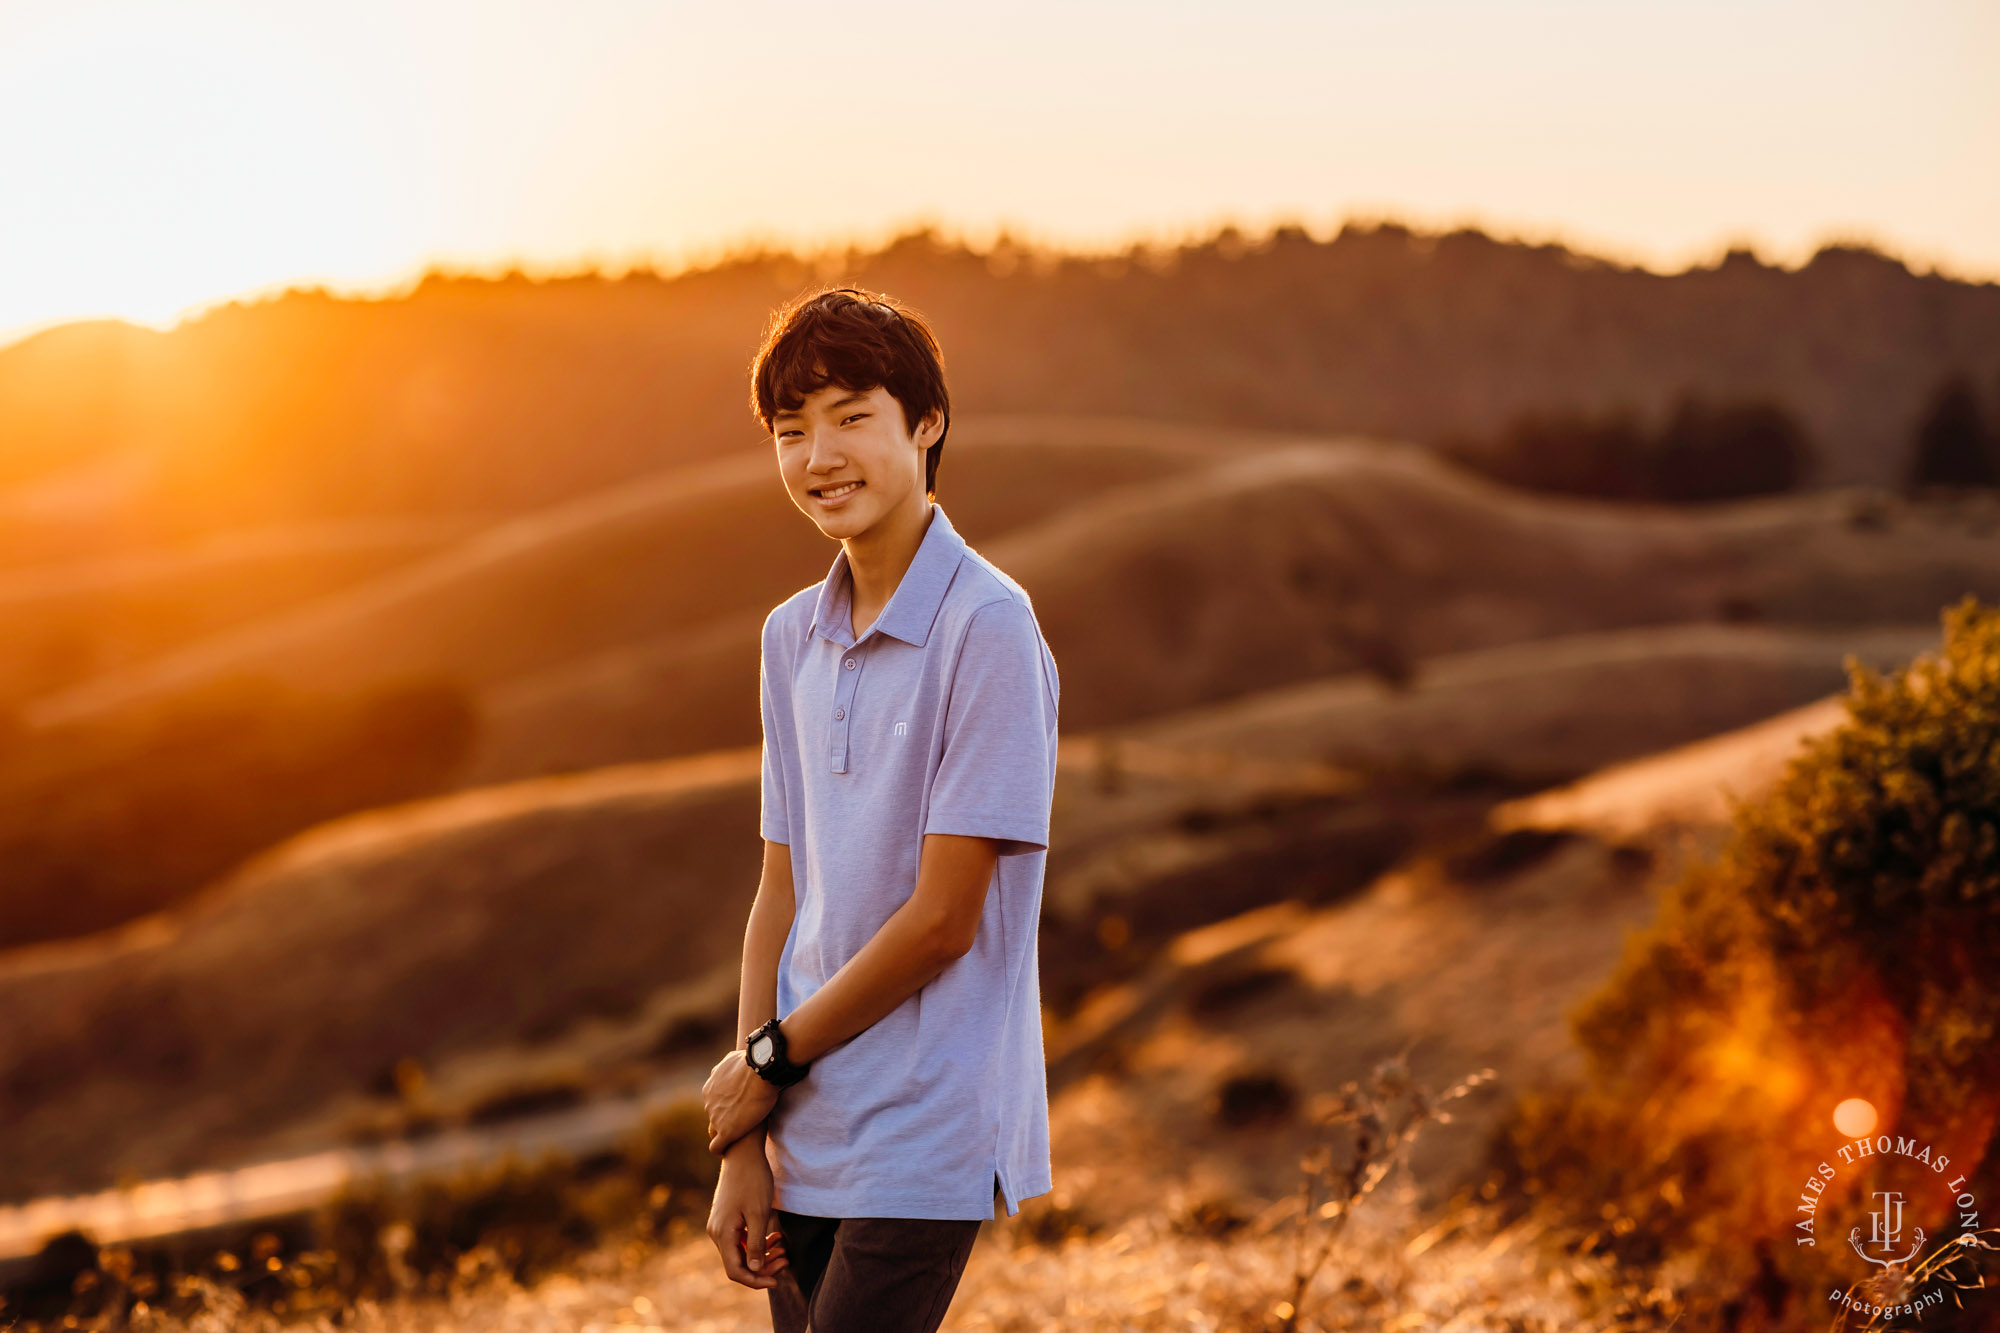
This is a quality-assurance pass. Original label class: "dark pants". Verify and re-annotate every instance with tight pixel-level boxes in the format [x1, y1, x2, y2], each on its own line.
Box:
[767, 1208, 985, 1333]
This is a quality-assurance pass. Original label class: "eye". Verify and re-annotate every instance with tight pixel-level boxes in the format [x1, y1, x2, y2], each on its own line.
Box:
[841, 412, 869, 426]
[777, 429, 802, 441]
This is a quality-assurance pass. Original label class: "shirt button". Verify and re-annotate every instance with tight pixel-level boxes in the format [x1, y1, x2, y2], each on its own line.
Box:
[834, 708, 845, 720]
[844, 658, 856, 670]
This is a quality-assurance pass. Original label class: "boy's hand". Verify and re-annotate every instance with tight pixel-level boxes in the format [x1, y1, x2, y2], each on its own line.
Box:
[706, 1141, 790, 1290]
[703, 1048, 782, 1155]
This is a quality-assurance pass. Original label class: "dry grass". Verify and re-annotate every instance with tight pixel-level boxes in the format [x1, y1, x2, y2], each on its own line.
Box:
[2, 1066, 1691, 1333]
[8, 1182, 1672, 1333]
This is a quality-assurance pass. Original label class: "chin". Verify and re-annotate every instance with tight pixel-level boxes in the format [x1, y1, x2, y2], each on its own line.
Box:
[805, 503, 863, 535]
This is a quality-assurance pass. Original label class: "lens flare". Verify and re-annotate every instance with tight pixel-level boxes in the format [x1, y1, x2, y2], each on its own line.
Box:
[1833, 1098, 1878, 1137]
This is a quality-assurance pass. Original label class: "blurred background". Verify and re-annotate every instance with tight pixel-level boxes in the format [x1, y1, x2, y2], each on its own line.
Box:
[2, 2, 1999, 1329]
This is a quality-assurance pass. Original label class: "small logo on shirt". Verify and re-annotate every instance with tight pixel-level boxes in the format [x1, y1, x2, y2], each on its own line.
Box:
[893, 721, 908, 736]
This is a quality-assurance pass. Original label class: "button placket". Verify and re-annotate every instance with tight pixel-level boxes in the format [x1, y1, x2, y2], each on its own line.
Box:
[830, 644, 864, 772]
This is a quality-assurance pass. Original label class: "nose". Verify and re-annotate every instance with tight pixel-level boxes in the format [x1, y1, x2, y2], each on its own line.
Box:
[805, 425, 844, 475]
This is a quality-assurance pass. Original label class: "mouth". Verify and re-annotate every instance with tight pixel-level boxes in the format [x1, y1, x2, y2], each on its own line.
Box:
[810, 480, 865, 507]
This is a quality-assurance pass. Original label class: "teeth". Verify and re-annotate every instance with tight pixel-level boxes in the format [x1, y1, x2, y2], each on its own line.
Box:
[818, 481, 861, 499]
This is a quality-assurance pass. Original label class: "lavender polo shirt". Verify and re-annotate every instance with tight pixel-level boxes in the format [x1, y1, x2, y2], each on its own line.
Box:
[757, 502, 1060, 1220]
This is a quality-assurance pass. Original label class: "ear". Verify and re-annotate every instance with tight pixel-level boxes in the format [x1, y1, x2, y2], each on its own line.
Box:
[921, 408, 947, 448]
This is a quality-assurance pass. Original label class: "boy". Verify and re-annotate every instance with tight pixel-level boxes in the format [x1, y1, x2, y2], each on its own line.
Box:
[700, 287, 1061, 1332]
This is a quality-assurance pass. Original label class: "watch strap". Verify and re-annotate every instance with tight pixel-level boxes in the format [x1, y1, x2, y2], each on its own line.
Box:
[744, 1017, 811, 1087]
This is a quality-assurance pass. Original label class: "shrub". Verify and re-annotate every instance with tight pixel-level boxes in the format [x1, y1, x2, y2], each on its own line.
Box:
[1448, 393, 1815, 503]
[1652, 397, 1812, 502]
[1639, 595, 2000, 1120]
[1451, 407, 1653, 500]
[1907, 374, 1998, 491]
[1499, 596, 2000, 1318]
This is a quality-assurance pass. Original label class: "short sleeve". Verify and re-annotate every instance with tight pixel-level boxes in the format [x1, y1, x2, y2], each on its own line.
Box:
[759, 613, 791, 845]
[923, 599, 1059, 857]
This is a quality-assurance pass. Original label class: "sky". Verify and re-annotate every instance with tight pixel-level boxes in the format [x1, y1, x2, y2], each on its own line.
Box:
[0, 0, 1994, 347]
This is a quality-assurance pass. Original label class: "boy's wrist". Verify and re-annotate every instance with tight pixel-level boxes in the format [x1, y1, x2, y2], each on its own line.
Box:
[722, 1124, 769, 1162]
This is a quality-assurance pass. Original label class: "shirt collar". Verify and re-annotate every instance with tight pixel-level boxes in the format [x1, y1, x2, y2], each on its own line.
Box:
[809, 502, 966, 649]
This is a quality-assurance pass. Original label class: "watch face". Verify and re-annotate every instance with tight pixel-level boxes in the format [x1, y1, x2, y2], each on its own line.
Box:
[749, 1035, 774, 1066]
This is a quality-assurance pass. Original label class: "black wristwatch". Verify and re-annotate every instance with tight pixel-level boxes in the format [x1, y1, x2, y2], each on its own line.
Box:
[744, 1017, 811, 1088]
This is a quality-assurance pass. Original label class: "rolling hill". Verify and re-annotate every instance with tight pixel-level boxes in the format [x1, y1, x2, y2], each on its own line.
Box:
[472, 438, 2000, 781]
[4, 422, 1994, 967]
[0, 606, 1939, 1203]
[17, 416, 1279, 732]
[2, 225, 1996, 577]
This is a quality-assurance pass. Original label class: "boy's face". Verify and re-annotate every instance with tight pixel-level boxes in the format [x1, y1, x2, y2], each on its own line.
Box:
[771, 383, 941, 540]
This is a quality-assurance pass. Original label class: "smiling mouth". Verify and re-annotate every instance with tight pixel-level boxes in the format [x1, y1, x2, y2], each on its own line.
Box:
[811, 481, 864, 499]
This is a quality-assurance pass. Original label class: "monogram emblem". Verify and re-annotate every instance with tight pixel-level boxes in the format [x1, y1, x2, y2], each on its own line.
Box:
[1851, 1190, 1925, 1267]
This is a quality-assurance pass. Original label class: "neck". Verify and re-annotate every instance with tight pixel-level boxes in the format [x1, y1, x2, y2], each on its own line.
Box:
[845, 496, 934, 618]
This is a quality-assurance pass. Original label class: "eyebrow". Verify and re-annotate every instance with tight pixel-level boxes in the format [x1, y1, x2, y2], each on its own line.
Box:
[774, 390, 872, 421]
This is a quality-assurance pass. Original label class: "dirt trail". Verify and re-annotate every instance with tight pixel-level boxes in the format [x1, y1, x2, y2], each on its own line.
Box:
[0, 1069, 706, 1277]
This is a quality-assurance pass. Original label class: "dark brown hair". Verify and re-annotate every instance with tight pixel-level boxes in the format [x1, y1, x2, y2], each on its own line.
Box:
[749, 286, 952, 497]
